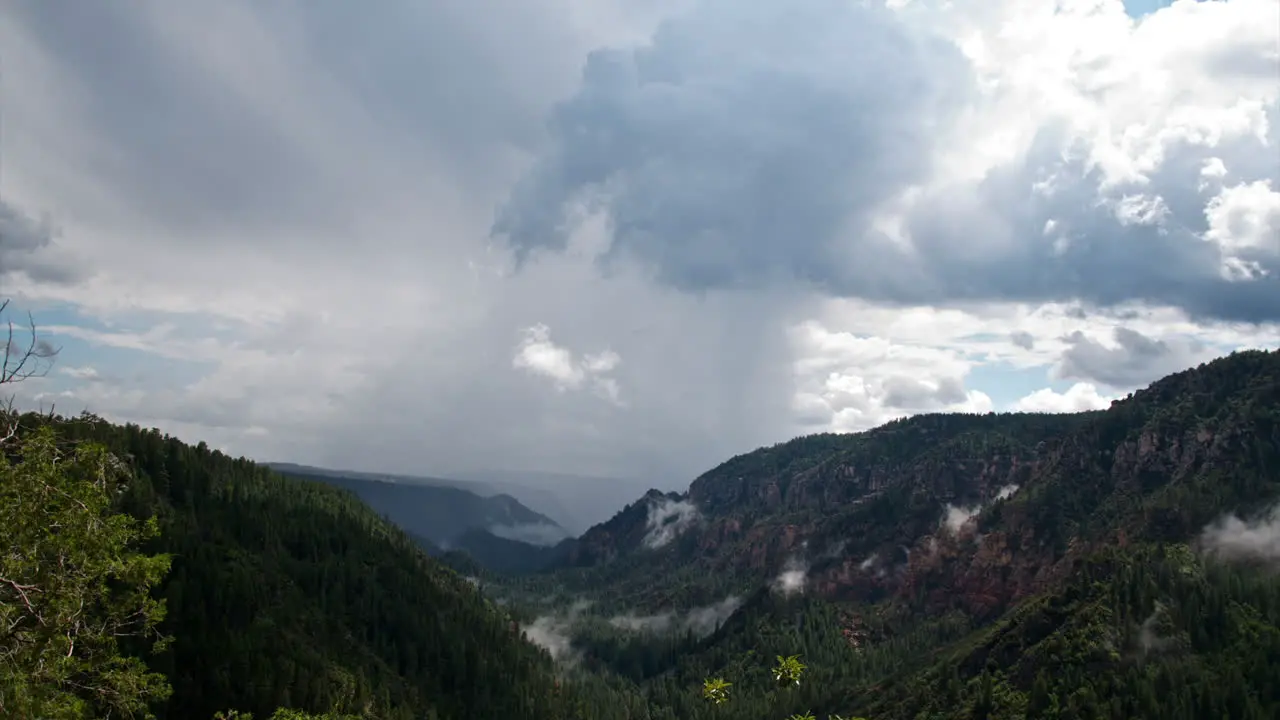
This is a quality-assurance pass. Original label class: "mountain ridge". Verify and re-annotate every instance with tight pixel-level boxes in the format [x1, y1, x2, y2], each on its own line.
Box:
[536, 349, 1279, 615]
[277, 467, 573, 552]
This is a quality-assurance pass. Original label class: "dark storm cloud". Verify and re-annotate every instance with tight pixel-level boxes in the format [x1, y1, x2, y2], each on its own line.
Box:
[0, 199, 82, 284]
[495, 0, 1280, 323]
[494, 0, 971, 294]
[5, 0, 589, 241]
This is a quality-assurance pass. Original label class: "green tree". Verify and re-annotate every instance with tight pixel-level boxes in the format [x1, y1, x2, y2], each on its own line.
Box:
[1, 299, 172, 718]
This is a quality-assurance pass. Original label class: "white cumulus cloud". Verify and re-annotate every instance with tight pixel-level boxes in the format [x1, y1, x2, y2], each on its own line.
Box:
[1014, 383, 1115, 413]
[513, 324, 624, 405]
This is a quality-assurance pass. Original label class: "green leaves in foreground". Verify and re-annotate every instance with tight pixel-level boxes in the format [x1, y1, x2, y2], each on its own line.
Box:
[0, 426, 173, 719]
[703, 676, 733, 705]
[703, 654, 867, 720]
[773, 654, 807, 688]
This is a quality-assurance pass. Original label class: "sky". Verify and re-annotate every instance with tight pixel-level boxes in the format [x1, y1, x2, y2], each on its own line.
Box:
[0, 0, 1277, 496]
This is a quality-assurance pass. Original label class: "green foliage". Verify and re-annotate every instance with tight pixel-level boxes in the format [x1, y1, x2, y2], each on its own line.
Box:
[703, 656, 867, 720]
[773, 654, 807, 688]
[0, 426, 172, 719]
[858, 543, 1280, 720]
[702, 677, 732, 705]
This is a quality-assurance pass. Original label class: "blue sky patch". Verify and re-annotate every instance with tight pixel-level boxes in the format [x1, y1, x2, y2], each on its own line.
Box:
[965, 360, 1078, 410]
[1123, 0, 1178, 19]
[2, 300, 214, 410]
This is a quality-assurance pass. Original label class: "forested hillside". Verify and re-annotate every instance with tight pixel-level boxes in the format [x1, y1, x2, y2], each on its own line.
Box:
[1, 409, 643, 719]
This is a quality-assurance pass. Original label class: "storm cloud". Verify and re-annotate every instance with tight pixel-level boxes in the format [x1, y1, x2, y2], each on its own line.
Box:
[498, 0, 1280, 322]
[496, 0, 969, 297]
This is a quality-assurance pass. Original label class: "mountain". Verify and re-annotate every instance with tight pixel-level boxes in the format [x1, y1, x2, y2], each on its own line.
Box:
[549, 350, 1279, 608]
[448, 469, 662, 534]
[274, 467, 572, 551]
[266, 462, 589, 533]
[491, 349, 1280, 718]
[6, 413, 642, 720]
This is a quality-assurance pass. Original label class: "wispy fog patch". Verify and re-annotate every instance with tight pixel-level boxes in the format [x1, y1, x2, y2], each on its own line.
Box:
[463, 575, 481, 588]
[994, 484, 1019, 501]
[487, 521, 571, 546]
[858, 553, 878, 571]
[609, 611, 675, 633]
[523, 616, 575, 662]
[610, 595, 742, 637]
[941, 504, 980, 535]
[643, 497, 700, 548]
[772, 556, 808, 597]
[685, 596, 742, 636]
[939, 488, 1015, 537]
[1135, 601, 1176, 658]
[521, 599, 592, 664]
[1200, 504, 1280, 569]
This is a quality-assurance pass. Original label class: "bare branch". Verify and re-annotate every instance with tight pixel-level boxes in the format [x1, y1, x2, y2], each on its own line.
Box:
[0, 298, 59, 386]
[0, 299, 59, 446]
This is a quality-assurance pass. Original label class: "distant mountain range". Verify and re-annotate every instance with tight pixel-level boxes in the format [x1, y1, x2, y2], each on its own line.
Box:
[264, 462, 656, 534]
[446, 469, 662, 533]
[268, 464, 572, 551]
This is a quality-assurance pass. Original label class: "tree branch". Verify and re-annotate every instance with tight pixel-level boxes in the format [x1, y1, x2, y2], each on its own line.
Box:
[0, 576, 42, 621]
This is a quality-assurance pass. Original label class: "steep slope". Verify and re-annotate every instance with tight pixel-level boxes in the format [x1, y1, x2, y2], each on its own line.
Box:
[12, 413, 611, 720]
[279, 468, 571, 550]
[853, 543, 1280, 720]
